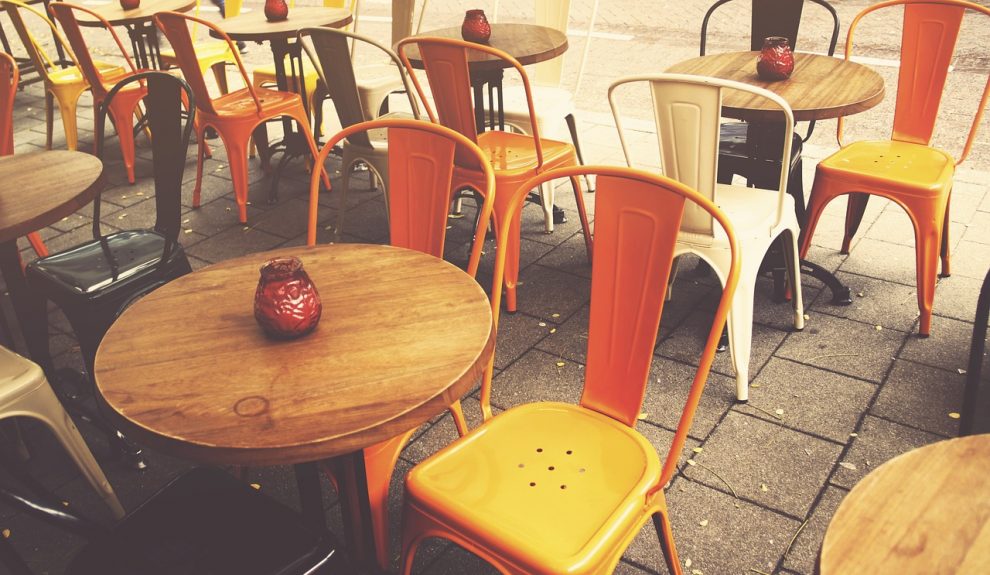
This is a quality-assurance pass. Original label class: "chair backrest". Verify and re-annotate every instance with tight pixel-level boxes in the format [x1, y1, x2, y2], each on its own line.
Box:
[962, 268, 990, 436]
[307, 118, 495, 277]
[533, 0, 570, 86]
[838, 0, 990, 165]
[609, 73, 794, 235]
[491, 165, 739, 486]
[700, 0, 839, 56]
[397, 36, 544, 169]
[94, 72, 194, 257]
[48, 2, 139, 102]
[299, 27, 419, 149]
[0, 52, 16, 157]
[2, 0, 81, 91]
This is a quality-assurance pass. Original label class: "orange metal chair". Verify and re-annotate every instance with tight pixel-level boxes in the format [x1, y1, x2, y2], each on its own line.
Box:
[0, 51, 47, 260]
[398, 164, 739, 575]
[156, 11, 328, 224]
[799, 0, 990, 337]
[159, 0, 233, 96]
[397, 37, 593, 313]
[307, 117, 497, 571]
[49, 2, 148, 185]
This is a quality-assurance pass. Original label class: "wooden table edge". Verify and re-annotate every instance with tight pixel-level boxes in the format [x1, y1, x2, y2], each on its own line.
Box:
[402, 23, 568, 71]
[209, 8, 353, 42]
[76, 0, 197, 27]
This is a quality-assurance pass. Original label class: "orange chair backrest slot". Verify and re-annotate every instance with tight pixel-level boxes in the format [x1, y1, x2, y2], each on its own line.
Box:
[0, 52, 17, 156]
[894, 3, 964, 145]
[580, 173, 686, 427]
[49, 3, 138, 100]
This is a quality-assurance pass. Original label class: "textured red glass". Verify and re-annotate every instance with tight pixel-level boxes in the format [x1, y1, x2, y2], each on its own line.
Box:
[756, 36, 794, 81]
[119, 0, 140, 10]
[254, 257, 322, 339]
[264, 0, 289, 22]
[461, 9, 491, 44]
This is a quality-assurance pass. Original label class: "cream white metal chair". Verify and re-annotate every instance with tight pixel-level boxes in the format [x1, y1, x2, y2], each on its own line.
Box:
[609, 73, 804, 402]
[299, 26, 421, 240]
[0, 345, 124, 519]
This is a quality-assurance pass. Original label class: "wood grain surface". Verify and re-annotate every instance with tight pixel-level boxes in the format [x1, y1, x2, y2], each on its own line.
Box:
[403, 23, 568, 71]
[666, 51, 885, 122]
[820, 435, 990, 574]
[94, 244, 495, 466]
[77, 0, 197, 26]
[0, 150, 104, 243]
[211, 6, 352, 42]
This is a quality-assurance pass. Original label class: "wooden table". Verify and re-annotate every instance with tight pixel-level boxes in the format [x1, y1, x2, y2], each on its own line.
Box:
[666, 51, 885, 123]
[0, 151, 104, 367]
[94, 243, 495, 569]
[404, 23, 568, 131]
[211, 7, 352, 202]
[77, 0, 197, 69]
[666, 51, 885, 305]
[820, 435, 990, 573]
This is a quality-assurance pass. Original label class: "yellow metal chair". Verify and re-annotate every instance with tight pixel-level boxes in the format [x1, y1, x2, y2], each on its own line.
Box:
[159, 0, 234, 95]
[399, 165, 740, 575]
[799, 0, 990, 337]
[1, 0, 125, 151]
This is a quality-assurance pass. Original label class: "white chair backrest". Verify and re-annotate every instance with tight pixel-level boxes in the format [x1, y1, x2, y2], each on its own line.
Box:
[533, 0, 569, 86]
[609, 73, 795, 237]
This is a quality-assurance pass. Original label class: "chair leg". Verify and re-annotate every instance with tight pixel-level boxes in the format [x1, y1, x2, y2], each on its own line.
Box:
[45, 90, 55, 150]
[841, 192, 871, 254]
[798, 172, 835, 259]
[26, 233, 48, 258]
[721, 250, 761, 402]
[295, 111, 330, 189]
[223, 135, 252, 224]
[539, 181, 555, 234]
[783, 229, 805, 331]
[334, 160, 353, 242]
[570, 175, 593, 263]
[564, 113, 594, 193]
[362, 430, 416, 571]
[901, 196, 948, 337]
[940, 192, 952, 277]
[787, 156, 807, 225]
[111, 103, 139, 185]
[193, 124, 208, 208]
[653, 510, 683, 575]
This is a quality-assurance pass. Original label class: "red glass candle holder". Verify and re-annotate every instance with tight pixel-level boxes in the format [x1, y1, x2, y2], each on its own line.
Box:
[119, 0, 140, 10]
[264, 0, 289, 22]
[461, 9, 491, 44]
[254, 257, 322, 340]
[756, 36, 794, 81]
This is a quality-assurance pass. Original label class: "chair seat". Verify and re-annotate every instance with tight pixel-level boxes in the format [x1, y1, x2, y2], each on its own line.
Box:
[67, 467, 341, 575]
[817, 139, 955, 195]
[679, 183, 796, 247]
[210, 86, 306, 119]
[161, 40, 233, 69]
[406, 402, 661, 572]
[0, 346, 43, 399]
[476, 130, 574, 177]
[26, 230, 189, 304]
[49, 60, 122, 86]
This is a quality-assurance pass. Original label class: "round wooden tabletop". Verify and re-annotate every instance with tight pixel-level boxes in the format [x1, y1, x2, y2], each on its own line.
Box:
[94, 243, 495, 466]
[403, 23, 568, 71]
[666, 51, 885, 122]
[0, 151, 103, 243]
[77, 0, 197, 26]
[820, 435, 990, 574]
[210, 6, 352, 42]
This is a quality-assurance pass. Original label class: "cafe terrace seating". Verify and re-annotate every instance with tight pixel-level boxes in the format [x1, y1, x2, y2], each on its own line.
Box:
[0, 0, 988, 573]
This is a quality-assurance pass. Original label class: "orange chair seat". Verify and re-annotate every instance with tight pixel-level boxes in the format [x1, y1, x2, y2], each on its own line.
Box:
[208, 86, 306, 119]
[406, 402, 662, 573]
[818, 140, 955, 196]
[475, 130, 574, 176]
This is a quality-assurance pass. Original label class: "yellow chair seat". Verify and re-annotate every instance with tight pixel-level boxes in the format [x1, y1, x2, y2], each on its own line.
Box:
[406, 402, 662, 572]
[254, 63, 320, 95]
[49, 59, 122, 86]
[476, 130, 575, 177]
[161, 40, 233, 71]
[818, 140, 955, 196]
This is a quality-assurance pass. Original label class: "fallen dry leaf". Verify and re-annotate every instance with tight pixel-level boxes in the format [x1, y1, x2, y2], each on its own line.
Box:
[839, 462, 857, 471]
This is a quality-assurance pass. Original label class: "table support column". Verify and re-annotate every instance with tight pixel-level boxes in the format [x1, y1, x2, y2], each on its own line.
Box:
[0, 240, 52, 370]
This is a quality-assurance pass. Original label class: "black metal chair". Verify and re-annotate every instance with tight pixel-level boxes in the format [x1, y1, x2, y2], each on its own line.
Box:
[0, 466, 347, 574]
[700, 0, 839, 223]
[24, 71, 195, 469]
[961, 268, 990, 436]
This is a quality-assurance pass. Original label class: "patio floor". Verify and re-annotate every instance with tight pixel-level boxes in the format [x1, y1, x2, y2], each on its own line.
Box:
[1, 0, 988, 573]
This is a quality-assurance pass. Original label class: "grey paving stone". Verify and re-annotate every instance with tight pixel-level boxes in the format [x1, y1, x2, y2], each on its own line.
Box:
[495, 310, 556, 369]
[251, 197, 313, 239]
[419, 544, 500, 574]
[830, 415, 944, 490]
[684, 412, 843, 518]
[963, 210, 990, 245]
[534, 232, 593, 279]
[184, 223, 289, 263]
[864, 204, 917, 246]
[402, 397, 488, 464]
[775, 312, 905, 383]
[488, 349, 585, 410]
[622, 478, 801, 575]
[932, 273, 985, 322]
[534, 304, 589, 363]
[950, 239, 990, 280]
[782, 485, 848, 574]
[513, 265, 591, 319]
[642, 357, 736, 440]
[837, 237, 918, 286]
[899, 314, 976, 373]
[738, 358, 877, 443]
[809, 271, 922, 333]
[871, 360, 965, 437]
